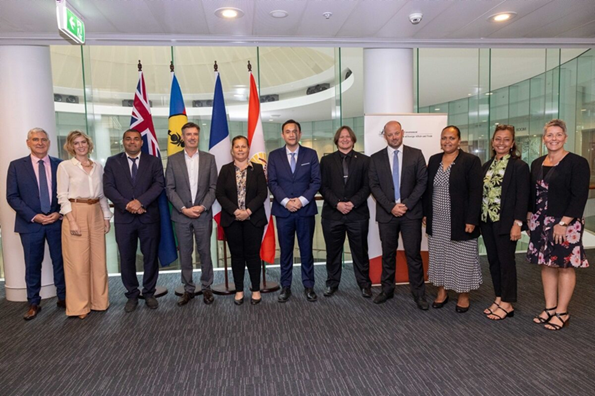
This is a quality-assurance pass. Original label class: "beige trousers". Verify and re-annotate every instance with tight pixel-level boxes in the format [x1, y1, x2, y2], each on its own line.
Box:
[62, 202, 109, 316]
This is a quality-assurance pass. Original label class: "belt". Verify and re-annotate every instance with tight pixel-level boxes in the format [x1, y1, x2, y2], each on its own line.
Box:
[69, 198, 100, 205]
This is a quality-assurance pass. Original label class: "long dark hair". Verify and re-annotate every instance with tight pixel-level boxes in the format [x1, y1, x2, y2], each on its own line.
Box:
[491, 124, 520, 159]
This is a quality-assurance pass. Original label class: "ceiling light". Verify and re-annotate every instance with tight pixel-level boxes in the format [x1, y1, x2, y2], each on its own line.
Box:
[270, 10, 288, 18]
[489, 12, 517, 22]
[215, 7, 244, 19]
[323, 12, 332, 19]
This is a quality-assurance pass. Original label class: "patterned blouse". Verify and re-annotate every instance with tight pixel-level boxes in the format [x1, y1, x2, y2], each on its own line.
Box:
[481, 154, 510, 222]
[235, 162, 253, 210]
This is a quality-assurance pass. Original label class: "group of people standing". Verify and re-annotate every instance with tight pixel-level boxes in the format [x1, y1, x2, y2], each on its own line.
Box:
[6, 118, 589, 331]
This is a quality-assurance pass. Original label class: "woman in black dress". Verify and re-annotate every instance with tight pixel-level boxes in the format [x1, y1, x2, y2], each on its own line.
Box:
[527, 119, 590, 330]
[480, 125, 529, 320]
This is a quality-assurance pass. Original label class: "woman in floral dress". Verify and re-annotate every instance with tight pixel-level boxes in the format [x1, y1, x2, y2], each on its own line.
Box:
[527, 119, 590, 331]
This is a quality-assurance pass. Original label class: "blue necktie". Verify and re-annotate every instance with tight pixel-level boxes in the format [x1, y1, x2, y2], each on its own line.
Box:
[393, 150, 400, 202]
[290, 152, 296, 174]
[129, 157, 138, 184]
[38, 160, 51, 213]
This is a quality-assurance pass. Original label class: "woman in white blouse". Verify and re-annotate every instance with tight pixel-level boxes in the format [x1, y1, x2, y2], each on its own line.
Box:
[57, 130, 112, 319]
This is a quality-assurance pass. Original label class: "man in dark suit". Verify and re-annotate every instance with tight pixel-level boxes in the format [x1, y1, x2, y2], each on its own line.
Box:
[103, 129, 164, 312]
[369, 120, 429, 309]
[165, 122, 217, 306]
[6, 127, 66, 320]
[268, 119, 321, 303]
[319, 126, 372, 298]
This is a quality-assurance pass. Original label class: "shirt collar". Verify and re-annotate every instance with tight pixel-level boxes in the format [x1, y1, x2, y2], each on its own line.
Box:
[387, 145, 402, 155]
[31, 154, 50, 164]
[184, 149, 199, 159]
[494, 154, 511, 163]
[286, 145, 300, 156]
[126, 152, 141, 160]
[339, 150, 353, 158]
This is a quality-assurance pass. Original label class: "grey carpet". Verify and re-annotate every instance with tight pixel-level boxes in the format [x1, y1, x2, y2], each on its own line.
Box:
[1, 251, 595, 396]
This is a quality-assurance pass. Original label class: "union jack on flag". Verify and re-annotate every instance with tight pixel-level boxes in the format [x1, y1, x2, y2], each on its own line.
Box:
[131, 72, 161, 158]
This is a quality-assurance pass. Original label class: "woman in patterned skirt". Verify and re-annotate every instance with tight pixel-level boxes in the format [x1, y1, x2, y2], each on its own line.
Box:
[527, 119, 590, 331]
[425, 126, 483, 313]
[480, 125, 529, 320]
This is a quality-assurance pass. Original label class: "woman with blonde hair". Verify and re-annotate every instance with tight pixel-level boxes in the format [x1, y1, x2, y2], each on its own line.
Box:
[57, 130, 112, 319]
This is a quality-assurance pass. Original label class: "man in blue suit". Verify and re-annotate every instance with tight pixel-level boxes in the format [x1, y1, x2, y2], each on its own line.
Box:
[103, 129, 164, 313]
[268, 120, 321, 303]
[6, 127, 66, 320]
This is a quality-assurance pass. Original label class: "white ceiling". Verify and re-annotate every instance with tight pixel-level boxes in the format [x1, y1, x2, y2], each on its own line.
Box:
[0, 0, 594, 47]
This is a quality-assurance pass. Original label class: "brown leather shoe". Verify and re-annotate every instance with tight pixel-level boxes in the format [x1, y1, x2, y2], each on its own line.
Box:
[56, 299, 66, 309]
[23, 305, 41, 321]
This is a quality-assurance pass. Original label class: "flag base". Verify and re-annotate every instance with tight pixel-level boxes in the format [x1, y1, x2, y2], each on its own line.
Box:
[174, 286, 204, 296]
[212, 283, 236, 295]
[139, 286, 168, 299]
[260, 281, 280, 293]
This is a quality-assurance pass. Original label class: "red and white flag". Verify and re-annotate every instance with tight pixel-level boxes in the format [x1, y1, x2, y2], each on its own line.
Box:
[248, 72, 276, 263]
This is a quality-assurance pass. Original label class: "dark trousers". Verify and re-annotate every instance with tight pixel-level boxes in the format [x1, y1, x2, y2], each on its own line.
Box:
[19, 222, 65, 305]
[276, 213, 315, 289]
[378, 217, 425, 297]
[224, 221, 264, 292]
[480, 220, 518, 302]
[322, 217, 371, 289]
[115, 218, 160, 299]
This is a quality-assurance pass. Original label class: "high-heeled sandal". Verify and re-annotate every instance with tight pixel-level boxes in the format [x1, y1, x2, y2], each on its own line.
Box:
[487, 305, 514, 321]
[533, 306, 557, 324]
[544, 312, 570, 331]
[484, 301, 501, 315]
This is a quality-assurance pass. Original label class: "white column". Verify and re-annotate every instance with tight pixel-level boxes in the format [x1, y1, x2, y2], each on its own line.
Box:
[0, 46, 59, 302]
[364, 48, 414, 114]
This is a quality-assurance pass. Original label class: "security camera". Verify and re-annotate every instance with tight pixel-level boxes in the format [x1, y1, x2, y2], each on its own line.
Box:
[409, 13, 423, 24]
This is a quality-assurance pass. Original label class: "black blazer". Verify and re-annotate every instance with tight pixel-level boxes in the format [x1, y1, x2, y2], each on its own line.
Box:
[529, 152, 590, 218]
[103, 152, 164, 224]
[319, 150, 370, 221]
[425, 150, 482, 240]
[369, 145, 427, 222]
[481, 157, 530, 235]
[216, 162, 268, 228]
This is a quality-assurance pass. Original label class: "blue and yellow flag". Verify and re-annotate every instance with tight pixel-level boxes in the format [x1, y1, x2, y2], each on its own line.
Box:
[167, 73, 188, 156]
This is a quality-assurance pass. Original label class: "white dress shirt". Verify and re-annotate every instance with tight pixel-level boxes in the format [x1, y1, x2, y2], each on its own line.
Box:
[281, 145, 309, 208]
[184, 149, 200, 202]
[126, 151, 141, 174]
[57, 158, 112, 219]
[387, 145, 403, 203]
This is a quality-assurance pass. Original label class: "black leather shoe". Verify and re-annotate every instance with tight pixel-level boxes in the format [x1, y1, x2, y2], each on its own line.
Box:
[23, 305, 41, 321]
[432, 295, 449, 309]
[203, 289, 214, 305]
[124, 298, 138, 313]
[414, 295, 429, 310]
[234, 297, 244, 306]
[56, 299, 66, 309]
[323, 286, 338, 297]
[361, 287, 372, 298]
[373, 292, 394, 304]
[278, 287, 291, 303]
[145, 296, 158, 309]
[456, 304, 470, 313]
[251, 298, 262, 305]
[177, 292, 194, 306]
[305, 288, 318, 302]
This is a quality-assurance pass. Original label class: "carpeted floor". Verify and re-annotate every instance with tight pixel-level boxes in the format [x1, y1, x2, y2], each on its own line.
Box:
[1, 251, 594, 396]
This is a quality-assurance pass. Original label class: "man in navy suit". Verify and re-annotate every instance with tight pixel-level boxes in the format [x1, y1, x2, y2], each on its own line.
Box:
[6, 127, 66, 320]
[103, 129, 164, 313]
[268, 119, 321, 303]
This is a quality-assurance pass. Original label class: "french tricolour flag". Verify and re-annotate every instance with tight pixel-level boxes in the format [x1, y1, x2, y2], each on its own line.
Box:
[208, 72, 232, 240]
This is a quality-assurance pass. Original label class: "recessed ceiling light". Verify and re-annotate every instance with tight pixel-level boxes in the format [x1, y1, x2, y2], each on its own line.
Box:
[270, 10, 288, 18]
[434, 108, 440, 111]
[488, 12, 517, 22]
[215, 7, 244, 19]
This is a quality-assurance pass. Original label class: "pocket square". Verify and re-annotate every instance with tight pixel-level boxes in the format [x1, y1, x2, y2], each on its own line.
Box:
[301, 162, 310, 166]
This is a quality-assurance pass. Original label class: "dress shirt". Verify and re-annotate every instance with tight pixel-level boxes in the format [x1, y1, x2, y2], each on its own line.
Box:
[281, 145, 309, 208]
[386, 145, 403, 203]
[184, 149, 199, 202]
[57, 158, 112, 219]
[30, 154, 52, 205]
[126, 152, 141, 174]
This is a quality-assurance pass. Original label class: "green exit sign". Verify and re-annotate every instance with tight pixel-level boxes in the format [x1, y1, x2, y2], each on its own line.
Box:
[56, 0, 85, 44]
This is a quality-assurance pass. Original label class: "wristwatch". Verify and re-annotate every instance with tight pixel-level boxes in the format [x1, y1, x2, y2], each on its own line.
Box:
[514, 220, 523, 227]
[558, 220, 569, 227]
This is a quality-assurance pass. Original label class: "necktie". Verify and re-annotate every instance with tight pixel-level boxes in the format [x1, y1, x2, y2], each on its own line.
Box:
[290, 152, 296, 174]
[38, 160, 51, 213]
[393, 150, 400, 202]
[342, 155, 349, 184]
[129, 157, 138, 184]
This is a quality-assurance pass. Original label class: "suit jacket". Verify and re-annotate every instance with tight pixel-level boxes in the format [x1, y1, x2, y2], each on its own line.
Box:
[529, 152, 590, 218]
[6, 155, 62, 233]
[103, 152, 164, 224]
[319, 150, 370, 221]
[215, 162, 268, 227]
[268, 145, 321, 218]
[481, 156, 530, 235]
[165, 150, 217, 224]
[369, 145, 427, 222]
[425, 150, 482, 240]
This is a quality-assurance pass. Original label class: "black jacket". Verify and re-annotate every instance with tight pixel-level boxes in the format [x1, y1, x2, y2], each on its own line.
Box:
[481, 157, 530, 235]
[425, 150, 482, 240]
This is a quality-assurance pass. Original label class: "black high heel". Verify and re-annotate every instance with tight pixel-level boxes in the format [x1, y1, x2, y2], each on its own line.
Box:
[432, 295, 449, 309]
[533, 306, 557, 324]
[544, 312, 570, 331]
